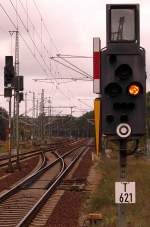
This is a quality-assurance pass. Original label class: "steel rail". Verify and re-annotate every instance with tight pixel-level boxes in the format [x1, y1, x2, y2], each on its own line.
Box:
[0, 143, 84, 203]
[0, 138, 82, 168]
[17, 145, 88, 227]
[0, 150, 43, 168]
[0, 150, 46, 202]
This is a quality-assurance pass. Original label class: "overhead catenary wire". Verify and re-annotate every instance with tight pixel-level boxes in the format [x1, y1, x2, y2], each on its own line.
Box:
[1, 1, 48, 75]
[18, 0, 59, 56]
[32, 0, 59, 53]
[18, 2, 91, 81]
[11, 2, 92, 82]
[33, 77, 91, 81]
[0, 2, 73, 104]
[15, 0, 18, 29]
[25, 0, 29, 31]
[77, 99, 93, 108]
[19, 0, 52, 65]
[56, 54, 92, 59]
[21, 1, 56, 74]
[34, 80, 74, 85]
[9, 0, 76, 103]
[57, 54, 92, 79]
[9, 0, 51, 74]
[50, 57, 92, 78]
[0, 2, 92, 116]
[9, 1, 52, 72]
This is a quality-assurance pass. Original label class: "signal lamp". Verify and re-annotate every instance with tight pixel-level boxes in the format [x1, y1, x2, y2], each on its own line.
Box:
[128, 83, 141, 96]
[115, 64, 132, 80]
[105, 82, 122, 97]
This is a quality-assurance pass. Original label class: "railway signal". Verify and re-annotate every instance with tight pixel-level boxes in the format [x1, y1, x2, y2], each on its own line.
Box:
[4, 87, 12, 98]
[19, 92, 24, 102]
[96, 5, 146, 227]
[14, 75, 24, 91]
[4, 56, 14, 87]
[101, 4, 146, 137]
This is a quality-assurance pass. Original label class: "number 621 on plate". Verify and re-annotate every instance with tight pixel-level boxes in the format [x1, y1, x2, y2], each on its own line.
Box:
[115, 182, 136, 204]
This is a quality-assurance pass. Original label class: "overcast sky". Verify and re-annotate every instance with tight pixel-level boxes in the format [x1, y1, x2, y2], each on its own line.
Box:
[0, 0, 149, 116]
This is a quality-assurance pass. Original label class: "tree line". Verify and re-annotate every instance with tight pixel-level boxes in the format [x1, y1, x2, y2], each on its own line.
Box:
[0, 91, 150, 141]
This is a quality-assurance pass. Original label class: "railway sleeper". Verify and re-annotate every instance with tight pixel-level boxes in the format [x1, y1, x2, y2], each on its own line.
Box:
[59, 178, 87, 191]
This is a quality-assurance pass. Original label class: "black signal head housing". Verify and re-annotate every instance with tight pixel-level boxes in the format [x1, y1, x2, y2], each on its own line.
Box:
[101, 4, 146, 137]
[106, 4, 140, 49]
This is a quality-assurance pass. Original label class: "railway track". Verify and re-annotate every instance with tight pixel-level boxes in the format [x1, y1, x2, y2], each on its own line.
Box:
[0, 137, 83, 169]
[0, 139, 88, 227]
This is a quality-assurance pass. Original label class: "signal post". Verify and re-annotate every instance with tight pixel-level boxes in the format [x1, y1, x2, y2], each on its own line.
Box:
[93, 37, 102, 158]
[99, 4, 146, 227]
[4, 56, 14, 172]
[4, 56, 24, 171]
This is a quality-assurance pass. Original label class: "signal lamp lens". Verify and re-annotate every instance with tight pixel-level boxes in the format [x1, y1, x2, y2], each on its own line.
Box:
[105, 83, 122, 97]
[128, 84, 140, 96]
[115, 64, 132, 80]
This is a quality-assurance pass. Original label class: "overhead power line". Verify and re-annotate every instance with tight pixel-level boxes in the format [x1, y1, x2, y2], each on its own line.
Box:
[9, 0, 50, 73]
[0, 2, 93, 110]
[0, 1, 49, 75]
[32, 0, 59, 53]
[50, 57, 92, 79]
[33, 77, 91, 82]
[56, 54, 92, 59]
[57, 54, 92, 79]
[18, 0, 56, 57]
[0, 2, 73, 103]
[78, 99, 93, 108]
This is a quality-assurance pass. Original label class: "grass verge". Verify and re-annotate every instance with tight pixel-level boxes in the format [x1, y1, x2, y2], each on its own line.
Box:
[86, 156, 150, 227]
